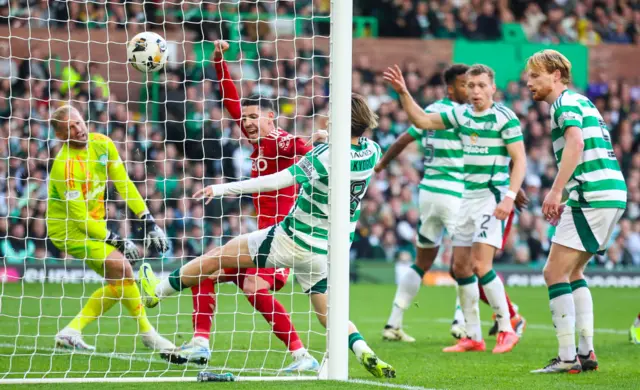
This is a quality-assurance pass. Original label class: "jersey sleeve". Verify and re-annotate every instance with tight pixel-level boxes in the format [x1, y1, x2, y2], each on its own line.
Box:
[440, 105, 464, 130]
[287, 144, 329, 185]
[500, 115, 524, 144]
[407, 108, 432, 141]
[213, 59, 243, 130]
[553, 99, 584, 133]
[49, 158, 109, 240]
[106, 138, 148, 216]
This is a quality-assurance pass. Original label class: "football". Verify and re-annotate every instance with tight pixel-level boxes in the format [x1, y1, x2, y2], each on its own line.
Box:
[126, 31, 168, 73]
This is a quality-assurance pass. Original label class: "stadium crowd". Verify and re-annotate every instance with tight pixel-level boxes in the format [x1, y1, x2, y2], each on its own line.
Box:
[362, 0, 640, 45]
[0, 1, 639, 271]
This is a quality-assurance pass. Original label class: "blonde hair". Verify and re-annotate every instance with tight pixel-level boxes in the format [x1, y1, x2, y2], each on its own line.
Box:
[351, 93, 378, 137]
[526, 49, 572, 85]
[50, 104, 81, 133]
[466, 64, 495, 83]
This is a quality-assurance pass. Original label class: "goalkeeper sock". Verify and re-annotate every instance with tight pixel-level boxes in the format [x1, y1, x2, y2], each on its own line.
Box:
[348, 332, 373, 359]
[247, 289, 303, 352]
[549, 283, 576, 361]
[121, 280, 153, 333]
[387, 264, 423, 329]
[457, 275, 482, 341]
[571, 279, 594, 355]
[192, 279, 216, 340]
[67, 284, 119, 332]
[479, 270, 513, 333]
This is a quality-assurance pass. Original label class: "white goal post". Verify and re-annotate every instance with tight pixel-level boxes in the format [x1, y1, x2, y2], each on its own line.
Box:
[0, 0, 353, 385]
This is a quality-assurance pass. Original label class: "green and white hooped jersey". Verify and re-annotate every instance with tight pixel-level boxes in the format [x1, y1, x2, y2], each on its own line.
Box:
[440, 103, 524, 199]
[550, 90, 627, 209]
[283, 138, 381, 254]
[407, 98, 464, 198]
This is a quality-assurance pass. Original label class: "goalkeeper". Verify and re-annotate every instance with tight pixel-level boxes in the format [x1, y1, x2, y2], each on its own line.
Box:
[47, 105, 177, 359]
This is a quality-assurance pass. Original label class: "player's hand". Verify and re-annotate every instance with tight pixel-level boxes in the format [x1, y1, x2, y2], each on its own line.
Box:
[307, 129, 329, 146]
[546, 204, 565, 227]
[194, 185, 223, 205]
[542, 187, 563, 224]
[213, 40, 230, 60]
[493, 197, 514, 221]
[106, 231, 141, 265]
[515, 188, 530, 211]
[141, 213, 169, 253]
[374, 162, 387, 173]
[383, 65, 409, 95]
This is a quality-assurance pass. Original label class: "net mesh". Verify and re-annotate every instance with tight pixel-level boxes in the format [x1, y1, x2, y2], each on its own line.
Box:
[0, 0, 330, 380]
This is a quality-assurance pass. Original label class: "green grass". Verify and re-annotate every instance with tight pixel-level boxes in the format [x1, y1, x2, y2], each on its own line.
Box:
[0, 283, 639, 389]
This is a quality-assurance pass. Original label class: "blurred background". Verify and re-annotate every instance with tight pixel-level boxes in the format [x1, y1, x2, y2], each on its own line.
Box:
[0, 0, 638, 286]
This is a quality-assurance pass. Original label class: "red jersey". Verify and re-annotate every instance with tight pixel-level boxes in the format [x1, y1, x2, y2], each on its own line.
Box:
[214, 60, 312, 227]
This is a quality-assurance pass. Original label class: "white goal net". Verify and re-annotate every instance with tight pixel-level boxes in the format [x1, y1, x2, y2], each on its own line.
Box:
[0, 0, 347, 383]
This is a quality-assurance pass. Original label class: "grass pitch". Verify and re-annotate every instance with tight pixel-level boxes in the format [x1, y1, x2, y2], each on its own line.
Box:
[1, 282, 638, 389]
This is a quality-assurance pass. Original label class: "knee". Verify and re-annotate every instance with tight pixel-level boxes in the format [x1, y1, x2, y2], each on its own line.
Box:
[542, 263, 556, 285]
[242, 277, 258, 296]
[104, 256, 132, 282]
[452, 260, 469, 280]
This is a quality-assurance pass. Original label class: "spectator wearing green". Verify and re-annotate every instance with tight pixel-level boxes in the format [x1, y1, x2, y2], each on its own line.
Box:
[60, 60, 83, 96]
[0, 223, 35, 264]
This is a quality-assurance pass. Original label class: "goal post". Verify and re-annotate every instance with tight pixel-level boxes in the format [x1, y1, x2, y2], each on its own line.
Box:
[0, 0, 355, 385]
[326, 0, 353, 382]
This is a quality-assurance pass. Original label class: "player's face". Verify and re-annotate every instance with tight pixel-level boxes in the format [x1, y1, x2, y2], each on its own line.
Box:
[466, 73, 495, 111]
[242, 105, 274, 144]
[56, 110, 88, 147]
[526, 67, 554, 102]
[451, 74, 468, 104]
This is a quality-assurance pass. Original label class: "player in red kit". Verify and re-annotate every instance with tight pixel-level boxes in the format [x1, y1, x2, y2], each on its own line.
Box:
[179, 40, 325, 372]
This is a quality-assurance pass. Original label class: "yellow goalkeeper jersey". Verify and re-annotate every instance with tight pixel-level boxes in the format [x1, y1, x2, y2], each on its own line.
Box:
[47, 133, 147, 241]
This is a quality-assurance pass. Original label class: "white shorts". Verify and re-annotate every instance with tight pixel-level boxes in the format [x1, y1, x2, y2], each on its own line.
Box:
[417, 190, 462, 248]
[247, 225, 327, 293]
[453, 195, 504, 249]
[552, 207, 624, 255]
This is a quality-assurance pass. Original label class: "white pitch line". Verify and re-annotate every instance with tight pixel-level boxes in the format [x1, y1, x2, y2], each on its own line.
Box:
[347, 379, 435, 390]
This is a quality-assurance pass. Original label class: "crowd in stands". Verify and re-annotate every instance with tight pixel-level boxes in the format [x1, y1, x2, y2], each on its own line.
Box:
[362, 0, 640, 45]
[0, 1, 639, 271]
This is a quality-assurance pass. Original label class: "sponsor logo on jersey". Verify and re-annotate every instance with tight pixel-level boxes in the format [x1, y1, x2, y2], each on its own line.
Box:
[470, 132, 479, 144]
[463, 145, 490, 154]
[65, 190, 81, 200]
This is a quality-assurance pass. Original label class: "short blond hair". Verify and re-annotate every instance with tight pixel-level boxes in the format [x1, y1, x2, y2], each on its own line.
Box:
[50, 104, 80, 133]
[466, 64, 495, 83]
[526, 49, 572, 85]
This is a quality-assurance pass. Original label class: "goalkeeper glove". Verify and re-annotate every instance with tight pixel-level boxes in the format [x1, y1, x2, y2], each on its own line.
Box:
[106, 230, 141, 265]
[141, 213, 169, 253]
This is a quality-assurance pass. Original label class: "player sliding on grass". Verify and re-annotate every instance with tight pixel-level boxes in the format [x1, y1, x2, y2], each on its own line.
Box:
[526, 49, 627, 373]
[139, 93, 395, 379]
[180, 40, 326, 371]
[47, 105, 178, 360]
[384, 64, 526, 354]
[376, 64, 527, 343]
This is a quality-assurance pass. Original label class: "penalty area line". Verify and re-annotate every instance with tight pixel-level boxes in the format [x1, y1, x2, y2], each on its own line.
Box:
[347, 379, 436, 390]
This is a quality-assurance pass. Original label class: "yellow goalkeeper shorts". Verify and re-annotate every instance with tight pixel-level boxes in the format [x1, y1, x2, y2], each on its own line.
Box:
[50, 237, 118, 276]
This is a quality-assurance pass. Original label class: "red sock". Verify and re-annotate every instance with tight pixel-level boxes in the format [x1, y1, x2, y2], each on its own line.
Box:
[246, 289, 303, 352]
[478, 281, 517, 319]
[637, 313, 640, 321]
[191, 279, 216, 340]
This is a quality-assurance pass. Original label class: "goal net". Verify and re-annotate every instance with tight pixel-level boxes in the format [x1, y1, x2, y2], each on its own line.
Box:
[0, 0, 349, 383]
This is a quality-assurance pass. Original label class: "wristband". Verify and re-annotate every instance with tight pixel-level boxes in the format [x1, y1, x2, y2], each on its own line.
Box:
[505, 190, 517, 200]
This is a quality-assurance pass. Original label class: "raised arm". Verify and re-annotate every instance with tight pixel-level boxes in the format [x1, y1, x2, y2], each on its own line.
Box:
[384, 65, 448, 130]
[212, 40, 243, 128]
